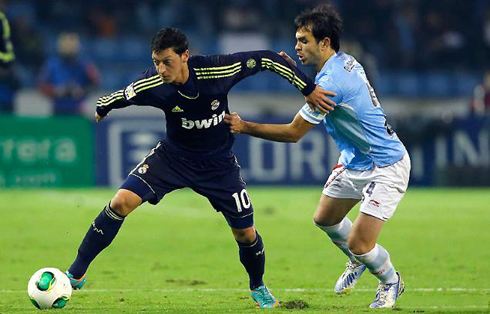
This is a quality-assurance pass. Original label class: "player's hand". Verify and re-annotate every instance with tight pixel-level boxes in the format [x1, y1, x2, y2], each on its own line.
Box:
[305, 85, 337, 114]
[95, 112, 105, 123]
[224, 112, 246, 134]
[278, 51, 297, 67]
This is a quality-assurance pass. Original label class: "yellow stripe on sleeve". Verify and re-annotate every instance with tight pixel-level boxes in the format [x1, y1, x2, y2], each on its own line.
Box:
[194, 62, 241, 72]
[133, 75, 162, 89]
[195, 68, 242, 80]
[135, 80, 163, 93]
[262, 62, 306, 90]
[194, 64, 242, 76]
[261, 58, 307, 89]
[134, 78, 163, 93]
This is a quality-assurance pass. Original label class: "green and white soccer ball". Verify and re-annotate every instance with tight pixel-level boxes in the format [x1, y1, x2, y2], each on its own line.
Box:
[28, 267, 72, 309]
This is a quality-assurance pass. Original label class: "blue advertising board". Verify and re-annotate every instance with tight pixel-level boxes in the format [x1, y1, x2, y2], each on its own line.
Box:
[95, 115, 490, 187]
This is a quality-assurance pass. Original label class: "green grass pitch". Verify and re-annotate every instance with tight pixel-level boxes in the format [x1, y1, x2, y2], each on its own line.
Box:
[0, 188, 489, 313]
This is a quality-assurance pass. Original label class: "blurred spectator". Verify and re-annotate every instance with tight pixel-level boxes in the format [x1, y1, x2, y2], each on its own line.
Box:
[10, 15, 44, 72]
[38, 32, 100, 115]
[393, 2, 418, 69]
[0, 0, 487, 96]
[0, 10, 19, 113]
[470, 71, 490, 115]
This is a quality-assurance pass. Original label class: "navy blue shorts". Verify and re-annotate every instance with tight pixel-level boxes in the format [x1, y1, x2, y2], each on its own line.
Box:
[120, 142, 254, 229]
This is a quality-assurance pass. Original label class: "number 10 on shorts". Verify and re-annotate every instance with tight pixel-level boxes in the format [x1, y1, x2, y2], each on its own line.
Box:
[232, 189, 251, 212]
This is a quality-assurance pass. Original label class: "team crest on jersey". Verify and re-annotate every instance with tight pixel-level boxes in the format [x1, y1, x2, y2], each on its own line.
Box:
[246, 59, 256, 68]
[138, 164, 149, 174]
[124, 83, 137, 100]
[210, 99, 220, 110]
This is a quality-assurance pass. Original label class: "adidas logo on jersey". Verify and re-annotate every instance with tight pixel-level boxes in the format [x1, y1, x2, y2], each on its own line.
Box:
[181, 111, 225, 130]
[172, 106, 184, 113]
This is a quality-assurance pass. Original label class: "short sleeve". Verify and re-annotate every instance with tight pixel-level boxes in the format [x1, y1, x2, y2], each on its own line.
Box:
[299, 75, 343, 124]
[299, 103, 326, 124]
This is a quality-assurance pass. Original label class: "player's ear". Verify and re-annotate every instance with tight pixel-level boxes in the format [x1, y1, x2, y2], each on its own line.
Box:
[321, 37, 331, 50]
[181, 49, 190, 63]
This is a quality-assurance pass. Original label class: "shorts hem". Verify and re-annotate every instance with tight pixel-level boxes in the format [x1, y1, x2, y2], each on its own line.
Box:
[322, 189, 361, 200]
[129, 173, 156, 195]
[359, 209, 389, 221]
[222, 211, 254, 229]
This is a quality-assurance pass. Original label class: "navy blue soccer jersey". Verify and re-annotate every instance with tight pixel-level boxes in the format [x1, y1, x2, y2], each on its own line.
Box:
[96, 50, 315, 159]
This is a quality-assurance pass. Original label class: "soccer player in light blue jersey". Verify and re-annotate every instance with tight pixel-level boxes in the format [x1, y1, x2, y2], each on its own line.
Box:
[225, 4, 410, 309]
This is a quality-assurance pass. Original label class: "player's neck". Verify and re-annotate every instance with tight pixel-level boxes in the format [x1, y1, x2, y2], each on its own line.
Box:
[173, 65, 190, 85]
[316, 50, 336, 72]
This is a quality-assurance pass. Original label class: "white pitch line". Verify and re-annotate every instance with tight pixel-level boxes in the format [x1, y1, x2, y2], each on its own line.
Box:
[2, 287, 490, 293]
[403, 305, 489, 310]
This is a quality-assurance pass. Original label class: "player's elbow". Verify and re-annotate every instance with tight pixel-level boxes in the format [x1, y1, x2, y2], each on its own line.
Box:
[285, 130, 303, 143]
[288, 134, 301, 143]
[284, 125, 305, 143]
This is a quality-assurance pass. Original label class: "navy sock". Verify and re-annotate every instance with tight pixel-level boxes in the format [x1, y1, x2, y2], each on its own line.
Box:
[237, 232, 265, 290]
[68, 203, 125, 278]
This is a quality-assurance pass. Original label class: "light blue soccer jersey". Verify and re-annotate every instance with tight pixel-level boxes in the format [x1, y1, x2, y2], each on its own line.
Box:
[299, 52, 406, 171]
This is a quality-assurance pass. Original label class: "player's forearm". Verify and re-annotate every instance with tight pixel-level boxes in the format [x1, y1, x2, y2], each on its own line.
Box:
[258, 50, 315, 96]
[95, 89, 132, 117]
[242, 121, 301, 143]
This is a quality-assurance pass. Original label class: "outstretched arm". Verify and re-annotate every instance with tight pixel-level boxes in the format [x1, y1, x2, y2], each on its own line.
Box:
[224, 112, 315, 143]
[95, 89, 129, 122]
[221, 50, 336, 113]
[279, 51, 336, 114]
[95, 69, 161, 122]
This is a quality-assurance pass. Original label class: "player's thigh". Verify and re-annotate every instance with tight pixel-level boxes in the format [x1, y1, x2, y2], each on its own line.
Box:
[348, 213, 385, 254]
[359, 154, 410, 221]
[314, 194, 359, 226]
[359, 181, 406, 221]
[316, 166, 361, 226]
[121, 143, 187, 207]
[192, 165, 254, 230]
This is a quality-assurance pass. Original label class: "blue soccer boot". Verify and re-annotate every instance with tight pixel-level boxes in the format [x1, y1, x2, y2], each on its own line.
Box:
[250, 285, 279, 308]
[65, 271, 86, 290]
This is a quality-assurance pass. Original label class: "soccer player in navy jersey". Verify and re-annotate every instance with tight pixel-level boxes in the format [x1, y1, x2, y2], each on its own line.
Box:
[225, 4, 410, 309]
[65, 27, 335, 308]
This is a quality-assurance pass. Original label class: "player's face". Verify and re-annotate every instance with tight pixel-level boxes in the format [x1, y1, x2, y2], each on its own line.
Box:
[152, 48, 189, 84]
[295, 27, 322, 66]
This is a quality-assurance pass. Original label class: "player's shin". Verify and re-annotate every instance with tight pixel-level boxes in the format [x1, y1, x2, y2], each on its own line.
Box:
[237, 232, 265, 290]
[68, 203, 125, 279]
[316, 217, 357, 262]
[353, 244, 398, 284]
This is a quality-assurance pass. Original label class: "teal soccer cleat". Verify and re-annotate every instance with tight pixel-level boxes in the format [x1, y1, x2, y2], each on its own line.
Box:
[65, 271, 86, 290]
[250, 285, 279, 308]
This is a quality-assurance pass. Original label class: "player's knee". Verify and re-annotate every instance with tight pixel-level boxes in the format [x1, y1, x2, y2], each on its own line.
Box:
[347, 236, 373, 255]
[313, 213, 328, 226]
[313, 211, 339, 227]
[232, 226, 256, 244]
[110, 194, 138, 217]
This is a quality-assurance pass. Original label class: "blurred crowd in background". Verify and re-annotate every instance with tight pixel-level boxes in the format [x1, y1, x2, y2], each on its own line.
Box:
[1, 0, 490, 187]
[1, 0, 490, 115]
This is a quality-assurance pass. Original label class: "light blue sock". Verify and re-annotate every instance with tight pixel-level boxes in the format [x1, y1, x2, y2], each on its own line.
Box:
[316, 217, 357, 262]
[354, 244, 398, 284]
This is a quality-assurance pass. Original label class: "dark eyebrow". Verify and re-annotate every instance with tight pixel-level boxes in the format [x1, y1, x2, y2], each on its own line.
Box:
[152, 56, 172, 62]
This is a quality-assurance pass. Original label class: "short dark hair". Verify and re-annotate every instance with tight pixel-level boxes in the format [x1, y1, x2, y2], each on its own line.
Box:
[151, 27, 189, 55]
[294, 4, 343, 52]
